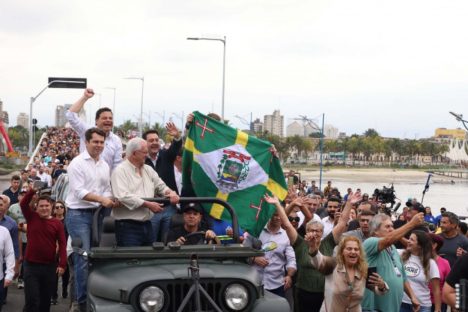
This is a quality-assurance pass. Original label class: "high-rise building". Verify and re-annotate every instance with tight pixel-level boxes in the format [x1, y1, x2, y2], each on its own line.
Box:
[286, 121, 321, 137]
[0, 99, 6, 125]
[324, 125, 339, 139]
[251, 118, 264, 133]
[17, 112, 29, 129]
[264, 110, 284, 137]
[56, 104, 73, 127]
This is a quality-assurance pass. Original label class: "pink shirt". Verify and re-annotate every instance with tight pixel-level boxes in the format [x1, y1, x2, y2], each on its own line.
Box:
[430, 256, 451, 303]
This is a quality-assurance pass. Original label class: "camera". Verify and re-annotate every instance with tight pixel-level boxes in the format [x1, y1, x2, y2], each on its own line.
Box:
[373, 185, 397, 215]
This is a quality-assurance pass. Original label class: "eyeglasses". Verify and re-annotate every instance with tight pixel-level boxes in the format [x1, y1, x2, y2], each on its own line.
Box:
[55, 205, 64, 209]
[307, 229, 323, 234]
[288, 216, 300, 222]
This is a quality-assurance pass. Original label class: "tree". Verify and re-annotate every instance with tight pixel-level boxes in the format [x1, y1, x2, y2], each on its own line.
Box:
[364, 128, 380, 138]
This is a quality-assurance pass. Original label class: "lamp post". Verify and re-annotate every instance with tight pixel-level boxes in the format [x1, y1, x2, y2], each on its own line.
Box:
[105, 87, 116, 129]
[124, 77, 145, 136]
[29, 79, 86, 155]
[171, 111, 185, 130]
[187, 36, 226, 120]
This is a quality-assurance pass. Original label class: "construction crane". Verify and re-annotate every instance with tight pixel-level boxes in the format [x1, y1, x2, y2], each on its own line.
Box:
[234, 114, 252, 130]
[293, 115, 321, 137]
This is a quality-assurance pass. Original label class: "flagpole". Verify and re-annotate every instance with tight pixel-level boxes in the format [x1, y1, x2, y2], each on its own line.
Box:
[421, 173, 433, 205]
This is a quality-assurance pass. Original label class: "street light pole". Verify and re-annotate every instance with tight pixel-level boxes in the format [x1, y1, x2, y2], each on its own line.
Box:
[29, 79, 86, 155]
[124, 77, 144, 136]
[187, 36, 226, 120]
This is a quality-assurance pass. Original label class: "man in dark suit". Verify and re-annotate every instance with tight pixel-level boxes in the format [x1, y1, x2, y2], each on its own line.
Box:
[143, 122, 183, 242]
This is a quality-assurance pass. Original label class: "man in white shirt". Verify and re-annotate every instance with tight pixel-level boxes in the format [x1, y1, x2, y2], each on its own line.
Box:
[0, 226, 15, 311]
[36, 166, 52, 187]
[65, 127, 117, 311]
[111, 137, 180, 247]
[321, 196, 340, 239]
[66, 88, 122, 171]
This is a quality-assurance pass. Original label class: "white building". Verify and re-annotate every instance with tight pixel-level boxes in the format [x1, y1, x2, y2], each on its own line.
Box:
[264, 110, 284, 137]
[324, 124, 339, 139]
[17, 112, 29, 129]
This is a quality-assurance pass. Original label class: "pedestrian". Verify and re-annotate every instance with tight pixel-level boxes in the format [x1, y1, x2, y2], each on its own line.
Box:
[20, 189, 66, 312]
[307, 235, 388, 311]
[65, 127, 117, 311]
[0, 226, 14, 312]
[399, 231, 441, 312]
[361, 213, 424, 312]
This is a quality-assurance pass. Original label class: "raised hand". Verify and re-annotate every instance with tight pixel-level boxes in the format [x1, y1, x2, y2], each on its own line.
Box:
[165, 122, 180, 138]
[304, 231, 321, 254]
[83, 88, 95, 99]
[264, 193, 280, 205]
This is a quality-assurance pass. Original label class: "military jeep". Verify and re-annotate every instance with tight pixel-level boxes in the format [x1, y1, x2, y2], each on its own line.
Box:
[82, 197, 289, 312]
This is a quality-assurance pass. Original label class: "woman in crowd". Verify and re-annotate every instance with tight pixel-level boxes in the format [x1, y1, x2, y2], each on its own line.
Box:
[399, 231, 441, 312]
[306, 234, 388, 312]
[428, 233, 450, 312]
[51, 200, 70, 305]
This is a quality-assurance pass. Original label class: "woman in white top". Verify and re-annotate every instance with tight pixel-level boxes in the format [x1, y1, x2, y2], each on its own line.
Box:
[307, 235, 388, 312]
[399, 230, 441, 312]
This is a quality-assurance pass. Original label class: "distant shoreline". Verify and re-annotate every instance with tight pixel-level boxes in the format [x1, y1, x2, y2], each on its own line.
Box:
[290, 168, 464, 184]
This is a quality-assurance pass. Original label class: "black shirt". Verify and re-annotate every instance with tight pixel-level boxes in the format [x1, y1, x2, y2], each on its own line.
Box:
[446, 253, 468, 287]
[166, 226, 205, 245]
[2, 188, 19, 205]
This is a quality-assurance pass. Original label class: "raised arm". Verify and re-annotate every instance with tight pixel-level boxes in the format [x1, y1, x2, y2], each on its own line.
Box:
[69, 88, 94, 113]
[377, 212, 424, 251]
[331, 195, 355, 243]
[305, 230, 336, 275]
[264, 194, 298, 245]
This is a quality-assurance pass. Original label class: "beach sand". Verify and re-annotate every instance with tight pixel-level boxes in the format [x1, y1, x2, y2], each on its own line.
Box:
[295, 168, 457, 183]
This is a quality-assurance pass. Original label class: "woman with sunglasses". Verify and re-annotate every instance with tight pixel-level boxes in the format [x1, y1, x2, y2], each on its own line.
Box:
[51, 201, 70, 305]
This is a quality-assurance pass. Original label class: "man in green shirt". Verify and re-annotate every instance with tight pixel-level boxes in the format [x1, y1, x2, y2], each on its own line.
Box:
[362, 212, 424, 312]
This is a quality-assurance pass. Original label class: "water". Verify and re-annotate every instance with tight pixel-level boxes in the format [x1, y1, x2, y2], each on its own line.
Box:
[2, 176, 467, 217]
[321, 180, 468, 218]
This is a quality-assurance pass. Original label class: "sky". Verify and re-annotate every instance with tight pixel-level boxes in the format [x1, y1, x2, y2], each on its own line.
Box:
[1, 0, 468, 139]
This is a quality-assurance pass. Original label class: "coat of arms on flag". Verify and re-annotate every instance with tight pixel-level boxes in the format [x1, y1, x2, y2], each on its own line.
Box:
[183, 111, 288, 237]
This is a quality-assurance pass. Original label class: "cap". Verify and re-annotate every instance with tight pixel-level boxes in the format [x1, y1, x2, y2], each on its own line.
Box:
[182, 202, 203, 214]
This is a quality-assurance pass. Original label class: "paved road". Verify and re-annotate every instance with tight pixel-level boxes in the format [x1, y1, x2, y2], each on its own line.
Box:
[7, 283, 69, 312]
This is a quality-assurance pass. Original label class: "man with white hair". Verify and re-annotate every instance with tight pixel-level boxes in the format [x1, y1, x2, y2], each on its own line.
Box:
[362, 212, 424, 312]
[111, 137, 180, 247]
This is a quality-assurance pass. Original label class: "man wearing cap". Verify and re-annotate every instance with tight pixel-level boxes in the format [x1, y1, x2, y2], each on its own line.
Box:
[111, 137, 179, 247]
[166, 203, 217, 245]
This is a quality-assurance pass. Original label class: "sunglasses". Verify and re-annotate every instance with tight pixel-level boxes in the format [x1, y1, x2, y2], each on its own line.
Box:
[288, 216, 300, 222]
[55, 205, 65, 209]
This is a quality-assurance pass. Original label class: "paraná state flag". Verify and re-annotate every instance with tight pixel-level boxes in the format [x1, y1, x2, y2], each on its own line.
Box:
[182, 111, 288, 237]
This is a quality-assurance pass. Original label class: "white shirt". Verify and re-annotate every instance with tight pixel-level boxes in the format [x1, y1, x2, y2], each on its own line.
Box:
[66, 110, 123, 171]
[66, 150, 112, 209]
[256, 227, 297, 290]
[0, 226, 15, 281]
[399, 251, 440, 307]
[37, 172, 52, 187]
[321, 216, 335, 240]
[174, 165, 182, 195]
[111, 160, 170, 221]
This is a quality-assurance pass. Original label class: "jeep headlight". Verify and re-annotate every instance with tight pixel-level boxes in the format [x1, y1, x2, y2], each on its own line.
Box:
[224, 283, 249, 310]
[139, 286, 164, 312]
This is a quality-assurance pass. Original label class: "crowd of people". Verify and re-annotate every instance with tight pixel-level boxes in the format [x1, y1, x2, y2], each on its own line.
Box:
[0, 88, 467, 312]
